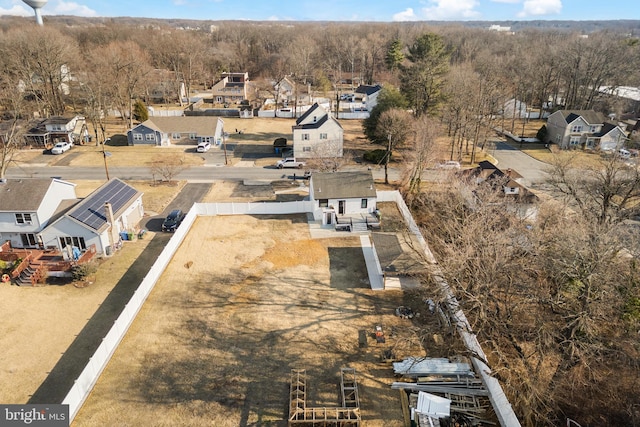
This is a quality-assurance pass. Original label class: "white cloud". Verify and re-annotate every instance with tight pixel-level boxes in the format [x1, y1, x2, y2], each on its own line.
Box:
[51, 1, 97, 17]
[392, 8, 418, 21]
[491, 0, 520, 3]
[420, 0, 480, 21]
[518, 0, 562, 17]
[0, 4, 31, 17]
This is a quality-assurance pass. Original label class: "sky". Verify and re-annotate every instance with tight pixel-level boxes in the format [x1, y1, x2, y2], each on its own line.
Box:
[0, 0, 638, 22]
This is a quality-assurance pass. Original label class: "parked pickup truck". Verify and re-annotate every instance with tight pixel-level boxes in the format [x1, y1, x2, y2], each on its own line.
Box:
[275, 157, 306, 169]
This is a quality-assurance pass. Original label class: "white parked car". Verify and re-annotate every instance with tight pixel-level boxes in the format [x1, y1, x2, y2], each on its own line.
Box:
[196, 141, 211, 153]
[51, 141, 72, 155]
[438, 160, 461, 170]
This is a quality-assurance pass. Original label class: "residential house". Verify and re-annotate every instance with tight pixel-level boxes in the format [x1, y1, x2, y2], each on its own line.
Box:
[545, 110, 627, 150]
[309, 171, 378, 229]
[127, 116, 224, 146]
[274, 76, 296, 105]
[24, 115, 89, 148]
[211, 72, 254, 105]
[40, 178, 144, 257]
[144, 69, 187, 104]
[354, 84, 382, 112]
[502, 98, 528, 119]
[292, 103, 343, 158]
[0, 178, 77, 249]
[463, 161, 537, 202]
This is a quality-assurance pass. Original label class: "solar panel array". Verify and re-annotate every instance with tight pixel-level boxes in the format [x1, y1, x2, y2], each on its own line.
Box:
[68, 179, 138, 231]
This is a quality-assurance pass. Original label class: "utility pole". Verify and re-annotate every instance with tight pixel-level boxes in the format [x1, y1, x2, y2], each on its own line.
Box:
[101, 140, 110, 180]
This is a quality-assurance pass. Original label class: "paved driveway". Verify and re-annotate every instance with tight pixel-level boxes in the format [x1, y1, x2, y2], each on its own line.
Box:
[490, 140, 550, 185]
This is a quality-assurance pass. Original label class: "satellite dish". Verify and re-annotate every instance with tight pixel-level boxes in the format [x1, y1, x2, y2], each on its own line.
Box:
[22, 0, 48, 26]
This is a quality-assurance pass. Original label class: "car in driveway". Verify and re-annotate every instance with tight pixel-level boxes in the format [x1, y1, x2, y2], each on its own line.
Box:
[51, 141, 72, 155]
[437, 160, 461, 170]
[161, 209, 185, 232]
[196, 141, 211, 153]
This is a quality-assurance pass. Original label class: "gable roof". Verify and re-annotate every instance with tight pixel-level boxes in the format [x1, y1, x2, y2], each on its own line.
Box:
[355, 84, 382, 96]
[296, 103, 325, 126]
[311, 171, 376, 200]
[65, 178, 142, 233]
[594, 122, 622, 137]
[560, 110, 604, 125]
[0, 178, 72, 212]
[137, 117, 218, 135]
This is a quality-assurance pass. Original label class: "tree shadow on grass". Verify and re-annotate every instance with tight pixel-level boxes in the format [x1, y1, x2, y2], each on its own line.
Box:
[27, 232, 170, 404]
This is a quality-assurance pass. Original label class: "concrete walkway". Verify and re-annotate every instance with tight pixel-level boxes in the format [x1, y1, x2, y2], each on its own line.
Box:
[359, 235, 384, 290]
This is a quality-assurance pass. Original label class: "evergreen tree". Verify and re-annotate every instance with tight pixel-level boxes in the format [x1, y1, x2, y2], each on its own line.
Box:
[133, 99, 149, 122]
[385, 39, 404, 71]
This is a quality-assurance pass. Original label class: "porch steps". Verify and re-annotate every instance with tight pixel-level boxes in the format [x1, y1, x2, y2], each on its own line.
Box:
[15, 265, 38, 286]
[351, 222, 368, 233]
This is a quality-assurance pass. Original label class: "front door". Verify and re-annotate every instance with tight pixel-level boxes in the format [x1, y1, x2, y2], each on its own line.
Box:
[338, 200, 345, 215]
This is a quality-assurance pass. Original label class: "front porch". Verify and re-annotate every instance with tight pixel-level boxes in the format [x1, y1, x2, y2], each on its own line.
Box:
[335, 212, 381, 232]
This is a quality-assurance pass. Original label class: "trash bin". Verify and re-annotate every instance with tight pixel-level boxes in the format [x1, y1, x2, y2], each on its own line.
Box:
[138, 229, 147, 239]
[128, 232, 134, 241]
[120, 231, 128, 241]
[105, 245, 111, 256]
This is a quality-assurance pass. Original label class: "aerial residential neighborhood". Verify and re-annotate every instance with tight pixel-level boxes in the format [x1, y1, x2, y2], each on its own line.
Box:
[1, 3, 640, 427]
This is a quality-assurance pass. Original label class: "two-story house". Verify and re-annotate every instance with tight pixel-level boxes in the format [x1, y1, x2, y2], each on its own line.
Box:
[354, 84, 382, 112]
[211, 72, 254, 105]
[292, 103, 343, 158]
[545, 110, 627, 150]
[127, 116, 225, 147]
[0, 178, 77, 249]
[24, 115, 89, 148]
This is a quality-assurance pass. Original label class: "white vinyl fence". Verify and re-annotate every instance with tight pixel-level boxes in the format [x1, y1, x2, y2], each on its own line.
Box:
[63, 195, 519, 426]
[377, 191, 521, 427]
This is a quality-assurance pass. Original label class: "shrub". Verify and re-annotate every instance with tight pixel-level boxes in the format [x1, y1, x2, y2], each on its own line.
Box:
[71, 263, 97, 281]
[363, 149, 390, 164]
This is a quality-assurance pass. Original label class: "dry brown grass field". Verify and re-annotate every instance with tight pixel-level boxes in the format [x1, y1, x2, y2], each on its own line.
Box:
[72, 213, 443, 427]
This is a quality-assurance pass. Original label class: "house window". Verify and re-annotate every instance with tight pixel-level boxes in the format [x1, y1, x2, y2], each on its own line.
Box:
[570, 137, 581, 146]
[145, 134, 155, 141]
[20, 233, 37, 247]
[216, 96, 223, 103]
[303, 146, 311, 152]
[361, 199, 368, 208]
[15, 213, 32, 224]
[590, 125, 599, 133]
[319, 199, 328, 207]
[189, 133, 197, 140]
[571, 125, 583, 133]
[320, 133, 328, 139]
[133, 133, 143, 141]
[302, 133, 310, 140]
[172, 133, 181, 139]
[59, 236, 87, 251]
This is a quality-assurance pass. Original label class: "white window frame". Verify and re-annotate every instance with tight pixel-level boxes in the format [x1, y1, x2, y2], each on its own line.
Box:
[172, 133, 181, 139]
[145, 133, 155, 141]
[320, 133, 328, 140]
[571, 125, 583, 133]
[302, 133, 310, 141]
[133, 133, 143, 141]
[303, 146, 311, 152]
[15, 213, 32, 225]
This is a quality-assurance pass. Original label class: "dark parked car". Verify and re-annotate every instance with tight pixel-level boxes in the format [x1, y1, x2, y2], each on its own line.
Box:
[161, 209, 185, 232]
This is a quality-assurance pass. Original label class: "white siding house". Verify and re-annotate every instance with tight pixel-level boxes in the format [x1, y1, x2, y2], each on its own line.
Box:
[309, 171, 377, 226]
[0, 178, 77, 249]
[40, 178, 144, 257]
[292, 103, 343, 159]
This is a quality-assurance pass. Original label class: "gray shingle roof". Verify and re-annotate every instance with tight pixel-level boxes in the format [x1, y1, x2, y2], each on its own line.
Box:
[142, 116, 218, 135]
[311, 171, 376, 200]
[0, 178, 55, 211]
[561, 110, 604, 125]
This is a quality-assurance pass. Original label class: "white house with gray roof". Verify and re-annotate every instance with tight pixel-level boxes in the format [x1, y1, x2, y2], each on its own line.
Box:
[40, 178, 144, 256]
[292, 103, 343, 158]
[309, 171, 377, 227]
[127, 116, 224, 147]
[0, 178, 77, 249]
